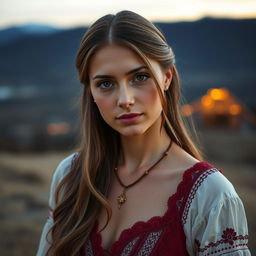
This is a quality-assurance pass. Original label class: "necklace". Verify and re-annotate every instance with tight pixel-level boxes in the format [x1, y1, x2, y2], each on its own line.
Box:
[114, 140, 172, 209]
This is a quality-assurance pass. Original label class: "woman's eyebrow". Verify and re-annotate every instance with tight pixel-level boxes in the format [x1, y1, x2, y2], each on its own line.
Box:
[126, 66, 148, 75]
[92, 66, 148, 80]
[92, 74, 113, 80]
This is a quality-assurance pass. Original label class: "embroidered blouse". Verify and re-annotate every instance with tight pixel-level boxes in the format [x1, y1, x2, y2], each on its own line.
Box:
[36, 153, 251, 256]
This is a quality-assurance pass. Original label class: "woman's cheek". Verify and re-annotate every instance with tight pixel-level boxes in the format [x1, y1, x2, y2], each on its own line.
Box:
[95, 97, 113, 120]
[144, 85, 160, 103]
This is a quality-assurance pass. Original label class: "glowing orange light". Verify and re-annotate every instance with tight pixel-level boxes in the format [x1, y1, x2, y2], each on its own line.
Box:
[201, 95, 214, 108]
[182, 104, 194, 116]
[229, 104, 242, 115]
[47, 122, 70, 135]
[209, 88, 229, 101]
[215, 104, 226, 114]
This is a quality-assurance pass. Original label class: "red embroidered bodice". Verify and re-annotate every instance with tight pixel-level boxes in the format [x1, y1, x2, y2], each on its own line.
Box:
[80, 162, 216, 256]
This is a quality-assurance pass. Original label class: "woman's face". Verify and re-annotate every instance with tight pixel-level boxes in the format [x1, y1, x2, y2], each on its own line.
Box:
[89, 44, 172, 137]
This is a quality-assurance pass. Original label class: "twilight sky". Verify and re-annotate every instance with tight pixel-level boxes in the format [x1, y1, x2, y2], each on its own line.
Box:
[1, 0, 256, 28]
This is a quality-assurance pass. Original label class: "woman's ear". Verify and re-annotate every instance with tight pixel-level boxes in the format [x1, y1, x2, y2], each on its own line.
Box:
[164, 66, 173, 91]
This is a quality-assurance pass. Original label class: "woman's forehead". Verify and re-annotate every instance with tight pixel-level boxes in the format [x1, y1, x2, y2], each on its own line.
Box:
[88, 44, 162, 78]
[91, 45, 144, 65]
[89, 45, 146, 75]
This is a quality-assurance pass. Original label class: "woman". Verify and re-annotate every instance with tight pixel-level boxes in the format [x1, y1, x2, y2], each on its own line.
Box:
[37, 10, 251, 256]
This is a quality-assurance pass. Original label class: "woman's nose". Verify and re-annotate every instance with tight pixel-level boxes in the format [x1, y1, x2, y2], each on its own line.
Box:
[117, 85, 135, 109]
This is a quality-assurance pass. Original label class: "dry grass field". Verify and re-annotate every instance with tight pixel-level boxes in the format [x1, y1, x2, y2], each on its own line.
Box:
[0, 130, 255, 255]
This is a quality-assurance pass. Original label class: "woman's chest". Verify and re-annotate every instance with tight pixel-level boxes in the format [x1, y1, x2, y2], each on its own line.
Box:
[98, 198, 167, 251]
[96, 174, 182, 252]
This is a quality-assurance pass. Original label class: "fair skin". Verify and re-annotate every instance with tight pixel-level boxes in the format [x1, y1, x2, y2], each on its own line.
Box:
[89, 44, 199, 250]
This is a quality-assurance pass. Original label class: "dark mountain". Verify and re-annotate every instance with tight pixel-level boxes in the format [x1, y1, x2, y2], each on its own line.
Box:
[0, 24, 62, 46]
[0, 26, 83, 88]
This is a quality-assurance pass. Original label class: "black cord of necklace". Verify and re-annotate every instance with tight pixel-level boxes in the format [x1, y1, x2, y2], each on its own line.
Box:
[114, 140, 173, 189]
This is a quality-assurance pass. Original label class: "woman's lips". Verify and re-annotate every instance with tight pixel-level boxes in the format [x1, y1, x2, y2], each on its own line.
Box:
[117, 113, 143, 124]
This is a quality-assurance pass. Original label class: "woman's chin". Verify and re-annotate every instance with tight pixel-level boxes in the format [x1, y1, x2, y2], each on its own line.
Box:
[118, 127, 146, 137]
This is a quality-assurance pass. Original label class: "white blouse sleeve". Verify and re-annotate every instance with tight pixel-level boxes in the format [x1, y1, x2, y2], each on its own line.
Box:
[183, 170, 251, 256]
[36, 153, 76, 256]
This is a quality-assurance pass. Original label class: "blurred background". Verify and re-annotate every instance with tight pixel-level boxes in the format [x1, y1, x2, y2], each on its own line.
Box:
[0, 0, 256, 255]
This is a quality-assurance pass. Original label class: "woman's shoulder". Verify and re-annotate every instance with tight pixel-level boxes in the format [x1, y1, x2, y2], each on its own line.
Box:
[48, 152, 79, 209]
[52, 152, 79, 181]
[50, 152, 79, 191]
[168, 143, 234, 198]
[184, 161, 240, 215]
[193, 161, 237, 198]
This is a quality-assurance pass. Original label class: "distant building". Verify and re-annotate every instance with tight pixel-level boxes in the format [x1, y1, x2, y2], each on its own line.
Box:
[182, 88, 256, 131]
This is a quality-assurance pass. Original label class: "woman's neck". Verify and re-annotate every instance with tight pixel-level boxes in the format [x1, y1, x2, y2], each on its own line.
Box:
[119, 119, 171, 176]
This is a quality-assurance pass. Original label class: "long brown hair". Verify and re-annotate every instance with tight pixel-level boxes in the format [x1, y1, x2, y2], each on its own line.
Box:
[47, 10, 204, 255]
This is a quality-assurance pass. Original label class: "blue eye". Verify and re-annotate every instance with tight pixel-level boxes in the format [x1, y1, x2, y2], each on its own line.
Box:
[134, 73, 150, 83]
[97, 80, 113, 89]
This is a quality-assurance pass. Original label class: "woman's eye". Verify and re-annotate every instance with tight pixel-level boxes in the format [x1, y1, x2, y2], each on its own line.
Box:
[97, 81, 113, 89]
[134, 73, 150, 83]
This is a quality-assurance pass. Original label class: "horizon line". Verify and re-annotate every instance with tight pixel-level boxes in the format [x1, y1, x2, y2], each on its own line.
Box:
[1, 13, 256, 29]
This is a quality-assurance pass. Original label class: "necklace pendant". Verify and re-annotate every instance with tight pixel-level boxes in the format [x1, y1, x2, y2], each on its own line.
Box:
[117, 188, 127, 209]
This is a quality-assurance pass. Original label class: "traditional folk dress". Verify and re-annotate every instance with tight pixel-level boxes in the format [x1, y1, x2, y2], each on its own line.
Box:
[37, 153, 251, 256]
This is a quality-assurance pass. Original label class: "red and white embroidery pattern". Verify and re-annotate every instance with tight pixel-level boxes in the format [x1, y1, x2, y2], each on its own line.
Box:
[136, 230, 163, 256]
[182, 168, 218, 225]
[195, 228, 249, 255]
[222, 228, 239, 245]
[120, 236, 140, 256]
